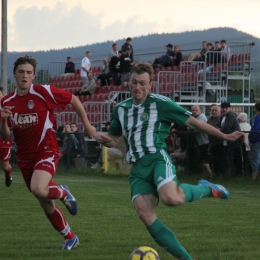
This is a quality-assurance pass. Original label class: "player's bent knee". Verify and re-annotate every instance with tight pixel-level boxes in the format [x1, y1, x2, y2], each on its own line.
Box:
[136, 209, 156, 226]
[30, 185, 48, 198]
[161, 194, 185, 206]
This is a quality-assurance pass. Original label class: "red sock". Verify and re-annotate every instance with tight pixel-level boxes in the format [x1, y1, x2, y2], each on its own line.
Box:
[47, 180, 66, 200]
[4, 164, 12, 178]
[47, 205, 74, 239]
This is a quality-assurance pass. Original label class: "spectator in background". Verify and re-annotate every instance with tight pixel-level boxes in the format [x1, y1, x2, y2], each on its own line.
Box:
[214, 41, 221, 51]
[248, 103, 260, 181]
[221, 40, 231, 62]
[217, 102, 243, 177]
[207, 104, 227, 176]
[64, 56, 75, 74]
[108, 43, 118, 61]
[121, 37, 134, 62]
[70, 123, 87, 160]
[167, 125, 186, 169]
[213, 41, 222, 63]
[191, 105, 212, 178]
[187, 41, 208, 61]
[120, 47, 133, 84]
[97, 58, 110, 87]
[237, 112, 251, 176]
[59, 123, 79, 167]
[80, 51, 92, 86]
[197, 43, 215, 74]
[109, 51, 122, 86]
[74, 72, 96, 96]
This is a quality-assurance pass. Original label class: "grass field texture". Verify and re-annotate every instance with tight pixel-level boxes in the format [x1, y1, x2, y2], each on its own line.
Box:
[0, 166, 260, 260]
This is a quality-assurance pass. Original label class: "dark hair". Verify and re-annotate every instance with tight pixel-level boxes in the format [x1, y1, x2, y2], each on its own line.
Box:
[131, 63, 154, 82]
[215, 41, 220, 44]
[13, 55, 37, 74]
[126, 37, 132, 41]
[112, 43, 117, 47]
[70, 123, 78, 127]
[221, 40, 226, 43]
[255, 102, 260, 112]
[57, 125, 65, 133]
[0, 86, 4, 93]
[86, 51, 91, 55]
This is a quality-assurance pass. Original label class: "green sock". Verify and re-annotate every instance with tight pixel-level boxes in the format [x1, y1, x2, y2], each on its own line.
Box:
[179, 183, 211, 202]
[147, 219, 193, 260]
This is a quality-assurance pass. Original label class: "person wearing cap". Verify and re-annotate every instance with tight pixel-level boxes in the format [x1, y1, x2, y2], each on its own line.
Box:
[216, 102, 244, 176]
[64, 56, 75, 74]
[109, 51, 122, 86]
[237, 112, 251, 176]
[121, 37, 134, 62]
[249, 102, 260, 181]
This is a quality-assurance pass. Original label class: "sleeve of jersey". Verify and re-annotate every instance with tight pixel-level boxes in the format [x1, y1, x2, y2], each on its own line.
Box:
[43, 85, 73, 109]
[108, 106, 123, 137]
[159, 99, 191, 125]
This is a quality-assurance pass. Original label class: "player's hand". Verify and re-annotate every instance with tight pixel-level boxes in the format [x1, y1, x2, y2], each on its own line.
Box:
[1, 106, 12, 120]
[85, 125, 96, 138]
[94, 132, 113, 144]
[225, 131, 245, 142]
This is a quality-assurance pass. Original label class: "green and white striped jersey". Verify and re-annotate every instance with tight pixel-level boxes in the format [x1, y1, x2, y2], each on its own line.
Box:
[108, 94, 191, 163]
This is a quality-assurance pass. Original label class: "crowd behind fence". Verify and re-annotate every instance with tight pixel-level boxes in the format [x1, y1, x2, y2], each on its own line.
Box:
[8, 123, 259, 178]
[53, 130, 260, 178]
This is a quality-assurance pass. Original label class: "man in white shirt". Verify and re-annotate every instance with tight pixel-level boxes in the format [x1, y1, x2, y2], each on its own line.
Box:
[108, 43, 118, 61]
[80, 51, 92, 86]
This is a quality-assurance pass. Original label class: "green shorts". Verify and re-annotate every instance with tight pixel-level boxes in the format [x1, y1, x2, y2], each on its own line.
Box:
[129, 149, 179, 201]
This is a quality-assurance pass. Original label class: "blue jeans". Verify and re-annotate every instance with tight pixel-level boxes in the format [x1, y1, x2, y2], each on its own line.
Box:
[159, 54, 175, 67]
[250, 142, 260, 172]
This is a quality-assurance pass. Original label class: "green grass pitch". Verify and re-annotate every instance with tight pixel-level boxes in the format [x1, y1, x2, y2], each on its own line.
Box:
[0, 166, 260, 260]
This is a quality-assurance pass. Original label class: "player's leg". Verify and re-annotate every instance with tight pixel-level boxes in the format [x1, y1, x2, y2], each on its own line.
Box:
[36, 196, 79, 250]
[32, 152, 77, 215]
[157, 149, 229, 202]
[0, 148, 12, 187]
[133, 194, 193, 260]
[130, 154, 194, 260]
[31, 169, 77, 215]
[2, 160, 12, 187]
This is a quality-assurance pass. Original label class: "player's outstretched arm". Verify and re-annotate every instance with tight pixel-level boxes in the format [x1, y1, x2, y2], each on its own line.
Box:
[0, 106, 12, 141]
[185, 116, 245, 142]
[70, 95, 96, 138]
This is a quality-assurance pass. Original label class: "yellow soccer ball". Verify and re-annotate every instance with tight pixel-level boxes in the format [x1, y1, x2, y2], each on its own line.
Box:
[129, 246, 160, 260]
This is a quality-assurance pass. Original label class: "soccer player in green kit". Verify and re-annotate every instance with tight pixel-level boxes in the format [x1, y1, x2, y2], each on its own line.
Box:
[94, 63, 244, 260]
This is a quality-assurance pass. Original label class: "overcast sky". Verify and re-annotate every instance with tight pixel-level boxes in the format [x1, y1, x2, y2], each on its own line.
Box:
[3, 0, 260, 52]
